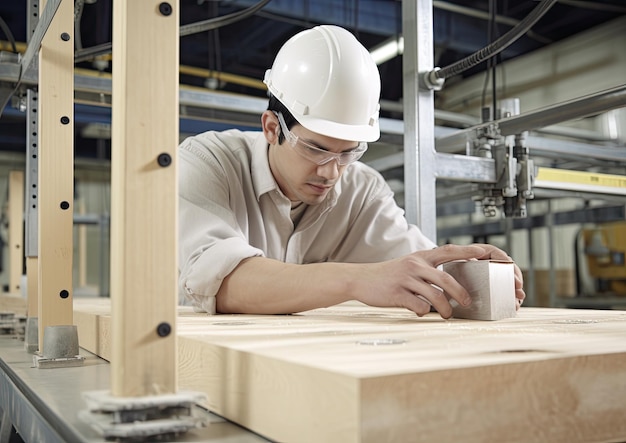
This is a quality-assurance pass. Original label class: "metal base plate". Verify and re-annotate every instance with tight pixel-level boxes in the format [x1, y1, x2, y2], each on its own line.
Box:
[0, 312, 15, 335]
[33, 354, 86, 368]
[80, 390, 210, 440]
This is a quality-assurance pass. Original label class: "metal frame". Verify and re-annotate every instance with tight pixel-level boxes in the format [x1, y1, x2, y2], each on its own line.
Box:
[402, 0, 438, 241]
[436, 85, 626, 154]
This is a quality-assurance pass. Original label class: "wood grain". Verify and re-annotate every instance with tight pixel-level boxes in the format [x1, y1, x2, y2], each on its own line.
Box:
[7, 170, 24, 295]
[74, 299, 626, 442]
[109, 0, 179, 397]
[37, 0, 74, 348]
[0, 294, 27, 316]
[26, 257, 38, 318]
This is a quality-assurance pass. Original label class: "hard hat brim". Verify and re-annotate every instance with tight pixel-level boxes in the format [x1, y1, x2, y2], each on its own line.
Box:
[296, 114, 380, 143]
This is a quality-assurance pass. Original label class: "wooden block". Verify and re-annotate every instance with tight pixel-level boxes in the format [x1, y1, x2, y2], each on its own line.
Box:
[74, 298, 626, 443]
[0, 294, 27, 316]
[443, 260, 516, 321]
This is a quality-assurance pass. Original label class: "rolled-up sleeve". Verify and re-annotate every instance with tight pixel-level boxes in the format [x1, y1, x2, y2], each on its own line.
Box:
[178, 136, 263, 313]
[329, 165, 436, 262]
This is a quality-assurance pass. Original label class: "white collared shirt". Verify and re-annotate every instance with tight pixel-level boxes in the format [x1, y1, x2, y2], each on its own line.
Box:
[178, 129, 435, 313]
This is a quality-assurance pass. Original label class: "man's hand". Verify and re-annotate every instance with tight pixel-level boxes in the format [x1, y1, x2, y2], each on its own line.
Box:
[468, 243, 526, 309]
[351, 244, 525, 318]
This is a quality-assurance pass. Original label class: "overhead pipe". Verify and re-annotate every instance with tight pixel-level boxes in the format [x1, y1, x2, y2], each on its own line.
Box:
[436, 84, 626, 153]
[74, 0, 271, 63]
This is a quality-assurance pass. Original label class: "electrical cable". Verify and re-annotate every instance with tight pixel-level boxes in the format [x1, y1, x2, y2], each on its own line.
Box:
[490, 0, 498, 119]
[74, 0, 85, 51]
[433, 1, 552, 45]
[74, 0, 271, 63]
[0, 15, 17, 53]
[179, 0, 272, 37]
[434, 0, 558, 81]
[480, 0, 497, 119]
[558, 0, 626, 14]
[0, 17, 20, 116]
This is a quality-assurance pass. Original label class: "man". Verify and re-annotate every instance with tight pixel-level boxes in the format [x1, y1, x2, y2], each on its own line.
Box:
[178, 25, 525, 317]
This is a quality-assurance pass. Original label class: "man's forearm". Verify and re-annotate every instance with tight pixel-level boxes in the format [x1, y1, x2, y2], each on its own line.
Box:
[215, 257, 355, 314]
[214, 245, 525, 317]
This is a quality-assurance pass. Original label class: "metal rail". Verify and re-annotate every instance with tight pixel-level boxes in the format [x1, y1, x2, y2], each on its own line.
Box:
[436, 84, 626, 153]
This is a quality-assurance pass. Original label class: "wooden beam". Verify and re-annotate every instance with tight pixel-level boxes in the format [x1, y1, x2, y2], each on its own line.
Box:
[37, 0, 74, 349]
[7, 170, 24, 295]
[74, 299, 626, 443]
[0, 294, 27, 316]
[110, 0, 179, 397]
[76, 199, 87, 289]
[26, 257, 38, 318]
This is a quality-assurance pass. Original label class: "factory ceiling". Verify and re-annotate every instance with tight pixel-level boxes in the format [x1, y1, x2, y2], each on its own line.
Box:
[0, 0, 625, 159]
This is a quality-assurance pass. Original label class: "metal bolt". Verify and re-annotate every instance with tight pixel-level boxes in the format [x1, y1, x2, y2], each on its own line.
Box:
[158, 2, 172, 16]
[60, 290, 69, 299]
[156, 322, 171, 337]
[60, 32, 70, 41]
[157, 153, 172, 167]
[60, 201, 70, 210]
[60, 116, 70, 125]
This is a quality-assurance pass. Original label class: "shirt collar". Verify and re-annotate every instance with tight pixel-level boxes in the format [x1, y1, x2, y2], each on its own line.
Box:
[251, 133, 278, 201]
[250, 132, 344, 208]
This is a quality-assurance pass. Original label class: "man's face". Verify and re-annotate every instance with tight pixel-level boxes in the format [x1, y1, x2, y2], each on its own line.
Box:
[268, 117, 360, 206]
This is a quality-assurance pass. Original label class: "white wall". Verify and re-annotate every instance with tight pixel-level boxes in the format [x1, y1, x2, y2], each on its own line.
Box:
[438, 16, 626, 129]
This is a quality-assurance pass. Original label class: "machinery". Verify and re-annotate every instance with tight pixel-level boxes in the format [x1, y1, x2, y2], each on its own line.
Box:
[469, 100, 536, 219]
[582, 221, 626, 295]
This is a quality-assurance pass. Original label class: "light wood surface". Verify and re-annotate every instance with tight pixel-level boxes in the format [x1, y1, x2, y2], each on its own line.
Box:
[7, 170, 24, 295]
[26, 257, 38, 318]
[77, 199, 87, 288]
[0, 294, 27, 316]
[37, 0, 74, 348]
[74, 298, 626, 443]
[110, 0, 179, 397]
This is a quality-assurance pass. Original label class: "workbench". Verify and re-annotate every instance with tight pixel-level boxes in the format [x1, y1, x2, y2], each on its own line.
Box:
[0, 335, 269, 442]
[75, 300, 626, 443]
[2, 300, 626, 443]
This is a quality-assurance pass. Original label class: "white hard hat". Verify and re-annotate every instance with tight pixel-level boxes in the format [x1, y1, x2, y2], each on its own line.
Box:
[263, 25, 381, 142]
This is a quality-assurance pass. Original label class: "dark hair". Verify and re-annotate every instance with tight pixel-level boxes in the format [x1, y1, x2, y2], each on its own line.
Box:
[267, 95, 297, 145]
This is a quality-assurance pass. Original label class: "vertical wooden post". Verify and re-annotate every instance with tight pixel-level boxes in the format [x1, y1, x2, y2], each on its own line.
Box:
[26, 258, 38, 317]
[37, 0, 74, 348]
[77, 198, 87, 289]
[8, 170, 24, 295]
[111, 0, 179, 397]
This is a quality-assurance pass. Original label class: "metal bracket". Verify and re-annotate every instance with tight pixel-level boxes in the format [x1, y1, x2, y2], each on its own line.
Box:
[24, 317, 38, 353]
[32, 325, 85, 368]
[0, 312, 15, 335]
[80, 390, 210, 440]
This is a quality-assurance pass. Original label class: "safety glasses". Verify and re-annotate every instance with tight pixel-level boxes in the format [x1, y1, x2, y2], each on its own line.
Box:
[274, 112, 367, 166]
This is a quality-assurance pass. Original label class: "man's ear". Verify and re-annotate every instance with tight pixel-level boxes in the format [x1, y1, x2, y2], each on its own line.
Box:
[261, 111, 279, 144]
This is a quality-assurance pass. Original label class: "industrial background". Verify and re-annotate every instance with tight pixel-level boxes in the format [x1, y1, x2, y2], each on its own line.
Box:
[1, 1, 626, 442]
[0, 0, 625, 307]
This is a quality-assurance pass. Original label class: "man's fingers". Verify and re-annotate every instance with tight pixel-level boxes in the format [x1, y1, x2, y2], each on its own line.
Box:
[416, 284, 454, 318]
[406, 272, 471, 318]
[426, 244, 487, 267]
[396, 291, 432, 317]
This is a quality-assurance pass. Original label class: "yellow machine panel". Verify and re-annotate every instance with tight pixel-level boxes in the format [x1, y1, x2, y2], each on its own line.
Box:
[583, 221, 626, 294]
